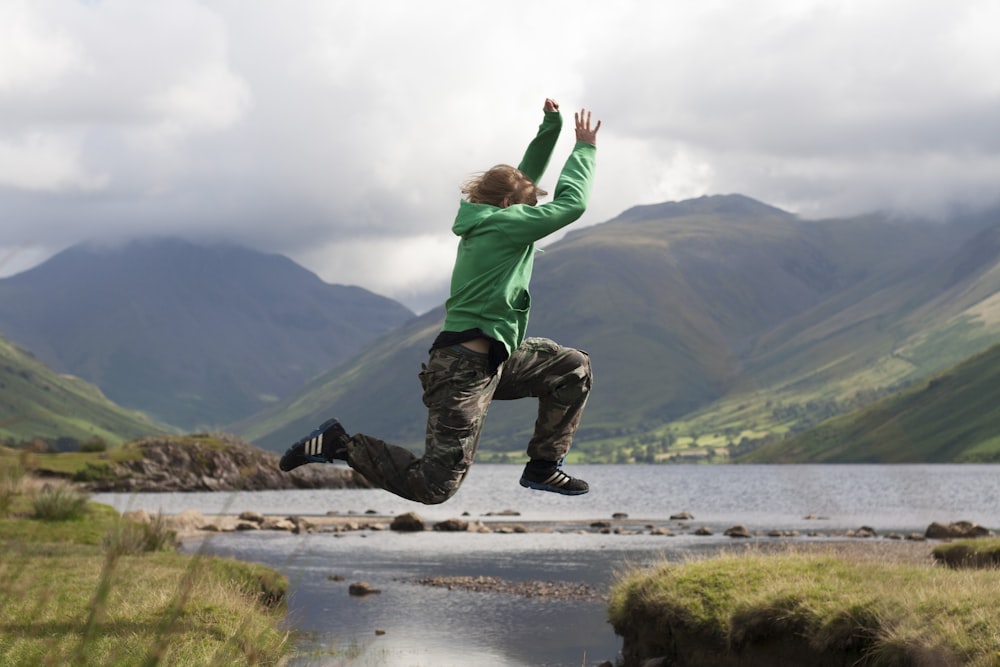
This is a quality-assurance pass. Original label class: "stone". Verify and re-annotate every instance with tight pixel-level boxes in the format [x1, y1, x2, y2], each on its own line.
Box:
[670, 511, 694, 520]
[724, 525, 751, 538]
[238, 510, 264, 523]
[433, 518, 469, 532]
[390, 512, 425, 532]
[348, 581, 381, 596]
[694, 526, 713, 536]
[925, 520, 991, 540]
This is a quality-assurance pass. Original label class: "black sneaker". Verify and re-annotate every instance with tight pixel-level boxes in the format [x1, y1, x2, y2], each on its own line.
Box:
[519, 462, 589, 496]
[278, 418, 349, 472]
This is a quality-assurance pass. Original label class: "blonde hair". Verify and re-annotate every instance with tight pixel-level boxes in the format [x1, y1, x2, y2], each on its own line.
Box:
[461, 164, 547, 208]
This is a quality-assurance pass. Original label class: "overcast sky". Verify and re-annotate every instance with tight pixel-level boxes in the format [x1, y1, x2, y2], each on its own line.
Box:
[2, 1, 1000, 312]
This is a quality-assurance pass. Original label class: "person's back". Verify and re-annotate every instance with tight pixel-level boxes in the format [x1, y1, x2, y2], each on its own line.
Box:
[279, 99, 601, 504]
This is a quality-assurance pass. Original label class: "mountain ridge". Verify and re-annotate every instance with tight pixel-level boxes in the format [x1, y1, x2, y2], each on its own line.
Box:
[0, 238, 415, 430]
[236, 195, 1000, 457]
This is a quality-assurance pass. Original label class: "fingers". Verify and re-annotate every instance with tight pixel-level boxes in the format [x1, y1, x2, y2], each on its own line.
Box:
[574, 109, 598, 130]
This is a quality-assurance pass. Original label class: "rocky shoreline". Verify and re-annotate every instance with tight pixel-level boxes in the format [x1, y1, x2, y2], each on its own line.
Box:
[73, 433, 368, 492]
[130, 507, 989, 600]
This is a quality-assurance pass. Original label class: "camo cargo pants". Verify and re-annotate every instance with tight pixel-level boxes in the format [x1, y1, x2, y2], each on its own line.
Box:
[344, 337, 592, 504]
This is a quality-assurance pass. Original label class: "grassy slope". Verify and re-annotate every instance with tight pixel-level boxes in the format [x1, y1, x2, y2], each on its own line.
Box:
[0, 470, 288, 666]
[240, 196, 993, 460]
[0, 334, 175, 445]
[741, 341, 1000, 462]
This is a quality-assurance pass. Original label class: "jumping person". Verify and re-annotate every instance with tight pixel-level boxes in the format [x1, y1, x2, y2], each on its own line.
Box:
[279, 98, 601, 504]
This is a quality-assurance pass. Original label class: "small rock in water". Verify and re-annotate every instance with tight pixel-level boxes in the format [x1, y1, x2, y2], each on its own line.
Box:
[433, 518, 469, 532]
[348, 581, 381, 596]
[390, 512, 425, 531]
[724, 525, 751, 538]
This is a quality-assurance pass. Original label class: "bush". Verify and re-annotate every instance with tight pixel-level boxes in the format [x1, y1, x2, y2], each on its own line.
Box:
[32, 485, 89, 521]
[103, 514, 178, 556]
[72, 462, 117, 484]
[79, 437, 108, 453]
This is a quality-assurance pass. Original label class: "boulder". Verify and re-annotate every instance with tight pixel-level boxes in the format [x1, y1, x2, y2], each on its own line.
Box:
[724, 525, 751, 538]
[390, 512, 425, 532]
[926, 521, 991, 540]
[74, 433, 370, 492]
[433, 518, 469, 532]
[348, 581, 381, 596]
[670, 512, 694, 520]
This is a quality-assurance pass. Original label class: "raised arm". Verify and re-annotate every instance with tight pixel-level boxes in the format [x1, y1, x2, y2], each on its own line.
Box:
[517, 99, 563, 184]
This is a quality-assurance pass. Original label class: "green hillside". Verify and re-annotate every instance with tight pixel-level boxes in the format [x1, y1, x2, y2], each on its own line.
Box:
[0, 334, 172, 446]
[739, 341, 1000, 462]
[238, 195, 1000, 459]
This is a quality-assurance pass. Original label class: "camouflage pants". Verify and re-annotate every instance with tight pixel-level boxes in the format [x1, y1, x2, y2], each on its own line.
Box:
[344, 337, 592, 504]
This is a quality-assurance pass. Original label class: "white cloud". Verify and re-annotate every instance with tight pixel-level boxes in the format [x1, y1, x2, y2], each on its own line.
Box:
[0, 131, 107, 191]
[1, 0, 999, 308]
[0, 0, 81, 93]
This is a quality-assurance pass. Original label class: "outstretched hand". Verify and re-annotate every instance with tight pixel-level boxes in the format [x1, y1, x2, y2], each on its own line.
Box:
[544, 98, 559, 112]
[575, 109, 601, 145]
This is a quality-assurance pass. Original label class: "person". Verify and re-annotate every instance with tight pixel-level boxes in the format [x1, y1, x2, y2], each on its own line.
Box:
[279, 98, 601, 504]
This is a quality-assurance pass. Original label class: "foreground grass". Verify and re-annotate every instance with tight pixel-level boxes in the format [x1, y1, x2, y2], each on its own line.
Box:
[609, 547, 1000, 667]
[0, 471, 289, 666]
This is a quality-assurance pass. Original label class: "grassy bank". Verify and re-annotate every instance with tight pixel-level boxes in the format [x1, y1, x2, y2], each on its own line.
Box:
[608, 546, 1000, 667]
[0, 460, 289, 666]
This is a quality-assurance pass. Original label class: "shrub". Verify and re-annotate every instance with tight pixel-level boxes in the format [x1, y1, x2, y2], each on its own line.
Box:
[79, 437, 108, 453]
[103, 514, 178, 556]
[32, 485, 89, 521]
[72, 462, 117, 484]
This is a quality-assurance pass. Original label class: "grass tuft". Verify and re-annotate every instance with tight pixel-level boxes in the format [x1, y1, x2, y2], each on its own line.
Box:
[31, 484, 89, 521]
[609, 547, 1000, 666]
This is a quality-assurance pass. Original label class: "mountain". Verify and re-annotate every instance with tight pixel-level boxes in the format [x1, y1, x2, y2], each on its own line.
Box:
[238, 194, 1000, 456]
[738, 341, 1000, 462]
[0, 332, 170, 445]
[0, 239, 414, 430]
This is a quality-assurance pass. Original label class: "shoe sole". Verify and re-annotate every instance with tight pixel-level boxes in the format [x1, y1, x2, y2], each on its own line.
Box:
[519, 478, 589, 496]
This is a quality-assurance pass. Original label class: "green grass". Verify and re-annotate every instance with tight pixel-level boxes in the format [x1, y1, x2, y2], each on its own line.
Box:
[741, 342, 1000, 462]
[609, 548, 1000, 666]
[0, 477, 290, 666]
[933, 538, 1000, 569]
[0, 334, 175, 445]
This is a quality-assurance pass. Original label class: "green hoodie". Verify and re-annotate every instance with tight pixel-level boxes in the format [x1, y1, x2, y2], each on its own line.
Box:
[442, 110, 598, 356]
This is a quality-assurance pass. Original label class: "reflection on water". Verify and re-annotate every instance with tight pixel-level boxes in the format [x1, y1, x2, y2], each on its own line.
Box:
[94, 464, 1000, 666]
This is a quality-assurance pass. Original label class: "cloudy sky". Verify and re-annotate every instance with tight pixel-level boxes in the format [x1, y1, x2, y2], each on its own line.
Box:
[2, 1, 999, 312]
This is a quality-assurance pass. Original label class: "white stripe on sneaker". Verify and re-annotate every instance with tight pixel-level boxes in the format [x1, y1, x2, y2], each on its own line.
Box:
[542, 471, 570, 487]
[307, 437, 322, 456]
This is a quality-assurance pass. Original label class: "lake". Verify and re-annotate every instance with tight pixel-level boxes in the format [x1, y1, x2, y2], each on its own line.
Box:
[92, 464, 1000, 666]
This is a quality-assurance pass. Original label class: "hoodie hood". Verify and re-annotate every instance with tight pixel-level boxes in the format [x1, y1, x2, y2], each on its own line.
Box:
[452, 200, 497, 236]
